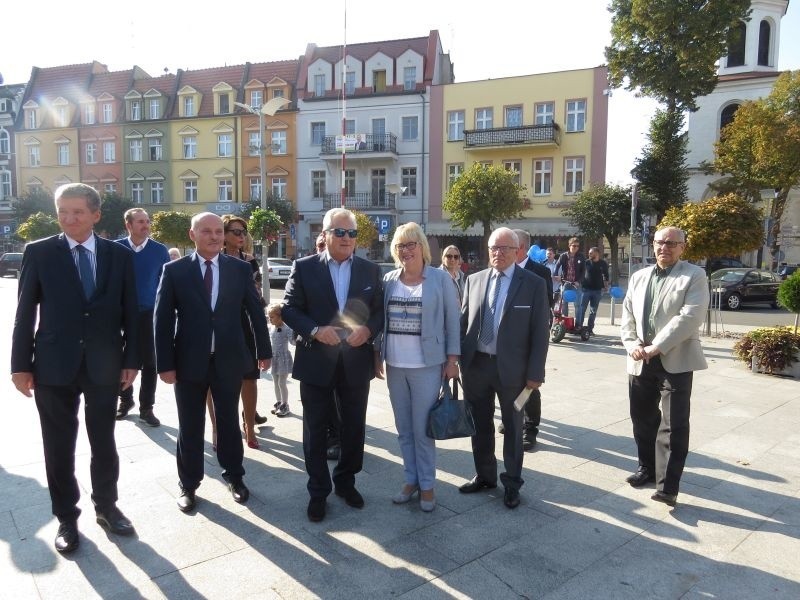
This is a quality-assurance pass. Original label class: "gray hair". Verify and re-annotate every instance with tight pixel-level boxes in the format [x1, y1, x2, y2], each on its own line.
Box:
[191, 212, 222, 230]
[511, 229, 531, 250]
[655, 226, 686, 243]
[489, 227, 519, 247]
[54, 183, 102, 212]
[322, 208, 356, 231]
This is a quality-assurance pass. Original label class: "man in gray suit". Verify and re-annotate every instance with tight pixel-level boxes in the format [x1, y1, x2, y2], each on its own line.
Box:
[621, 226, 708, 507]
[458, 227, 550, 509]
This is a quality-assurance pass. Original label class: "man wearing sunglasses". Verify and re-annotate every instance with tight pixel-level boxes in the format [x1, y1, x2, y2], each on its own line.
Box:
[282, 208, 384, 522]
[621, 226, 708, 507]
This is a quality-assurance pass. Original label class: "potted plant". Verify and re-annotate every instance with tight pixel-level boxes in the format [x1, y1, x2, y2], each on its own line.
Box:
[733, 327, 800, 377]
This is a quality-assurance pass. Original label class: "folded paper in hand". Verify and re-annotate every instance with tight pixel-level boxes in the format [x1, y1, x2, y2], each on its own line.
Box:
[513, 388, 533, 412]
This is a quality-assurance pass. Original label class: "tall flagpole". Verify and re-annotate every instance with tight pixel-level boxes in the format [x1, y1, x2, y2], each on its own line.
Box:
[340, 0, 347, 208]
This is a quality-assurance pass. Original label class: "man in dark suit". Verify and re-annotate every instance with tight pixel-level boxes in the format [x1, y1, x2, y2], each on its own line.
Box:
[282, 208, 384, 522]
[459, 227, 550, 509]
[11, 183, 139, 554]
[154, 212, 271, 512]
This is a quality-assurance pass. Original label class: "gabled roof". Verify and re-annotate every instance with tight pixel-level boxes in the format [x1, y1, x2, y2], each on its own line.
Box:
[25, 61, 107, 105]
[246, 60, 300, 89]
[172, 64, 249, 118]
[309, 35, 430, 65]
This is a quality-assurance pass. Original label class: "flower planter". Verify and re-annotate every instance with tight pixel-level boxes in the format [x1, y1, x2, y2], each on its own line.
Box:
[751, 358, 800, 378]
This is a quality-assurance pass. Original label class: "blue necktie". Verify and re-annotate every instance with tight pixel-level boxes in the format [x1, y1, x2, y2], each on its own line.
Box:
[76, 245, 95, 300]
[479, 271, 502, 345]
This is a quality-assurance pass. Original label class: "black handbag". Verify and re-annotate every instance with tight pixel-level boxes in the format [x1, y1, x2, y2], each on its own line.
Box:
[426, 377, 476, 440]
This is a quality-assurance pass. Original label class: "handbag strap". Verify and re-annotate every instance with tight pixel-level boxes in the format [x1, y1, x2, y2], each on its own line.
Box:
[443, 376, 460, 401]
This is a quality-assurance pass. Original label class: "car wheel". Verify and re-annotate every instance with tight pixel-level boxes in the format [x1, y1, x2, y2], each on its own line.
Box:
[551, 322, 566, 343]
[725, 293, 742, 310]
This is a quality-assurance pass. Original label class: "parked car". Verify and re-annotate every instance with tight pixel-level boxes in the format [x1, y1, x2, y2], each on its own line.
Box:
[376, 262, 396, 277]
[0, 252, 22, 277]
[706, 257, 747, 273]
[709, 268, 781, 310]
[777, 264, 798, 280]
[262, 258, 293, 288]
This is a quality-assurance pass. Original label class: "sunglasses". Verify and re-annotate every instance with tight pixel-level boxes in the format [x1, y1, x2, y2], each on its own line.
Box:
[327, 228, 358, 238]
[226, 228, 246, 237]
[445, 254, 460, 259]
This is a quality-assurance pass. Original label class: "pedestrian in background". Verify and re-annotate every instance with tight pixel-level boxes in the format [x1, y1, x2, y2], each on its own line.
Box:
[439, 244, 466, 301]
[578, 247, 609, 335]
[267, 302, 295, 417]
[555, 238, 585, 318]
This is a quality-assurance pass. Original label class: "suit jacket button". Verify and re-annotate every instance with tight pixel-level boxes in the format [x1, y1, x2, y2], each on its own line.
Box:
[84, 312, 90, 317]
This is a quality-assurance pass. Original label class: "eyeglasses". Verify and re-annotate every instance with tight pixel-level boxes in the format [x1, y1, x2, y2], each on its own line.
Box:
[395, 241, 418, 251]
[488, 246, 517, 254]
[445, 254, 460, 260]
[327, 228, 358, 238]
[653, 239, 683, 248]
[226, 228, 246, 237]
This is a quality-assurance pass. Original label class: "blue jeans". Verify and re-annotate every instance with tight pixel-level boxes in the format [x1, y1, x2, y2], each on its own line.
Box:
[386, 364, 442, 491]
[578, 288, 602, 330]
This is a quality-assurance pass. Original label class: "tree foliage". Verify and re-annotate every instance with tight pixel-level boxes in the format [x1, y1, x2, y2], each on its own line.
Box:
[778, 272, 800, 333]
[606, 0, 751, 111]
[13, 187, 54, 222]
[658, 193, 763, 265]
[150, 211, 192, 248]
[708, 70, 800, 255]
[96, 192, 133, 239]
[16, 212, 60, 241]
[631, 108, 688, 220]
[562, 183, 646, 284]
[353, 211, 378, 249]
[442, 163, 525, 264]
[248, 208, 283, 243]
[240, 193, 295, 227]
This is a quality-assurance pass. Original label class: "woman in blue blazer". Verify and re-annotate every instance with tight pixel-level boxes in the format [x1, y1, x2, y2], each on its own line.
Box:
[375, 223, 461, 511]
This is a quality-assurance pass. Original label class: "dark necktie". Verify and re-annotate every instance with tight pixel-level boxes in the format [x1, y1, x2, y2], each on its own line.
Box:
[479, 271, 503, 345]
[76, 245, 95, 300]
[204, 259, 213, 302]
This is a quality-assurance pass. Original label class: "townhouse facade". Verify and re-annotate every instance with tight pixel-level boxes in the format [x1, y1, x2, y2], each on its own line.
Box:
[0, 80, 25, 244]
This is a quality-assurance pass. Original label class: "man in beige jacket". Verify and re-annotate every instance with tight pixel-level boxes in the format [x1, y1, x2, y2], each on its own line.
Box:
[621, 226, 708, 507]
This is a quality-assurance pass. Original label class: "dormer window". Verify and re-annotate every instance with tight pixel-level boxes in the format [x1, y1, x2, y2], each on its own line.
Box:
[314, 74, 326, 97]
[184, 96, 195, 117]
[130, 100, 141, 121]
[373, 70, 386, 93]
[345, 72, 355, 95]
[403, 67, 416, 91]
[102, 103, 113, 123]
[27, 109, 37, 129]
[250, 90, 263, 109]
[84, 104, 96, 125]
[57, 106, 68, 127]
[219, 94, 230, 115]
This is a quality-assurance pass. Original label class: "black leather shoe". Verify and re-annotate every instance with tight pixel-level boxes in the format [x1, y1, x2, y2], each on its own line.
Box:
[116, 398, 135, 420]
[95, 505, 135, 536]
[229, 481, 250, 504]
[626, 467, 655, 488]
[503, 487, 520, 509]
[458, 476, 498, 494]
[307, 497, 326, 522]
[177, 488, 196, 512]
[651, 491, 678, 507]
[55, 521, 79, 554]
[522, 430, 537, 451]
[335, 486, 364, 508]
[326, 444, 341, 461]
[138, 410, 160, 427]
[254, 412, 268, 425]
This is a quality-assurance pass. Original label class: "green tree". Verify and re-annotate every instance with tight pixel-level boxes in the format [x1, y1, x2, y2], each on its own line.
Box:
[96, 192, 133, 239]
[150, 211, 192, 248]
[353, 210, 378, 249]
[778, 272, 800, 333]
[562, 183, 646, 284]
[16, 212, 60, 242]
[442, 163, 525, 264]
[658, 193, 763, 268]
[13, 187, 54, 222]
[707, 70, 800, 257]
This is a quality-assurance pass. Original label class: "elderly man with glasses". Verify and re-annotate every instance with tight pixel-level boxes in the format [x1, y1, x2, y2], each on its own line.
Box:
[282, 208, 384, 522]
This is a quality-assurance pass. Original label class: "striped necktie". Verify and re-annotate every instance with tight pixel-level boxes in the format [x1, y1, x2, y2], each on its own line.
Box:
[478, 271, 502, 345]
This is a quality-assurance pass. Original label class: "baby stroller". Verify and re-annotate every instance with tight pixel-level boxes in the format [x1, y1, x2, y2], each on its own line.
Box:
[551, 282, 590, 342]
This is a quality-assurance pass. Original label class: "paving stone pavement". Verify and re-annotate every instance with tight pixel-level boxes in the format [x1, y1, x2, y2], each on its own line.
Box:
[2, 309, 799, 599]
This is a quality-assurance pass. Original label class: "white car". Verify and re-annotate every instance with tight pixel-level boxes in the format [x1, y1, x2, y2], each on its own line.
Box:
[262, 258, 293, 288]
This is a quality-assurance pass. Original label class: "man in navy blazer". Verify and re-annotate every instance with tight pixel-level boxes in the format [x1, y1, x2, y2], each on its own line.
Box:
[11, 183, 140, 554]
[282, 208, 384, 522]
[154, 212, 271, 512]
[459, 228, 550, 509]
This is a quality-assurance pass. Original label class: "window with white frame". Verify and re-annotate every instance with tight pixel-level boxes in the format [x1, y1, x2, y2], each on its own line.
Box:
[0, 130, 9, 154]
[218, 179, 233, 201]
[104, 142, 115, 163]
[130, 101, 141, 121]
[503, 160, 521, 186]
[102, 103, 113, 123]
[149, 137, 162, 161]
[475, 108, 493, 130]
[345, 71, 355, 96]
[218, 134, 232, 157]
[130, 139, 143, 161]
[403, 66, 416, 91]
[148, 99, 160, 119]
[314, 74, 325, 97]
[183, 136, 197, 159]
[104, 183, 116, 194]
[271, 130, 286, 154]
[447, 163, 463, 188]
[1, 171, 11, 199]
[183, 96, 195, 117]
[184, 180, 198, 203]
[250, 90, 262, 109]
[29, 145, 40, 167]
[401, 167, 417, 196]
[131, 182, 143, 204]
[447, 111, 465, 141]
[402, 116, 418, 141]
[505, 106, 523, 127]
[311, 122, 325, 145]
[57, 143, 69, 166]
[249, 132, 261, 156]
[84, 104, 95, 125]
[344, 119, 355, 135]
[564, 157, 584, 194]
[218, 94, 230, 115]
[86, 143, 97, 163]
[27, 109, 37, 129]
[312, 170, 326, 199]
[535, 102, 554, 125]
[272, 177, 286, 199]
[57, 107, 68, 127]
[150, 181, 164, 204]
[344, 169, 355, 196]
[533, 159, 552, 195]
[566, 100, 586, 132]
[249, 178, 261, 201]
[272, 88, 284, 99]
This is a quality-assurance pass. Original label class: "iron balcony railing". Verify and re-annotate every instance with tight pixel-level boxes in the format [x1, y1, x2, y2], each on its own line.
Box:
[464, 123, 561, 148]
[321, 133, 398, 155]
[322, 191, 396, 210]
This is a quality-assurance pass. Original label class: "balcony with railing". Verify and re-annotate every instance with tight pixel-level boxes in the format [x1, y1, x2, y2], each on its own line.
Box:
[322, 191, 396, 211]
[464, 123, 561, 149]
[320, 133, 398, 157]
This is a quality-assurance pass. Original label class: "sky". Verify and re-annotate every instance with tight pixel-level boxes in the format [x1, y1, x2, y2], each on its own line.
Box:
[3, 0, 799, 184]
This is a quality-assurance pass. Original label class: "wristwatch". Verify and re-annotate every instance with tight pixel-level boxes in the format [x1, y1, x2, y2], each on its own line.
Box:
[310, 326, 319, 338]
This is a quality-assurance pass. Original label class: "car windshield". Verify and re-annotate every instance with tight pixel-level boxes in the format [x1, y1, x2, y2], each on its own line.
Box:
[710, 269, 746, 282]
[269, 259, 292, 266]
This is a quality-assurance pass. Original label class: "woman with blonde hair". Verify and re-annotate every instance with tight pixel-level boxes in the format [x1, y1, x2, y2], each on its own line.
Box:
[375, 222, 461, 512]
[439, 244, 466, 301]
